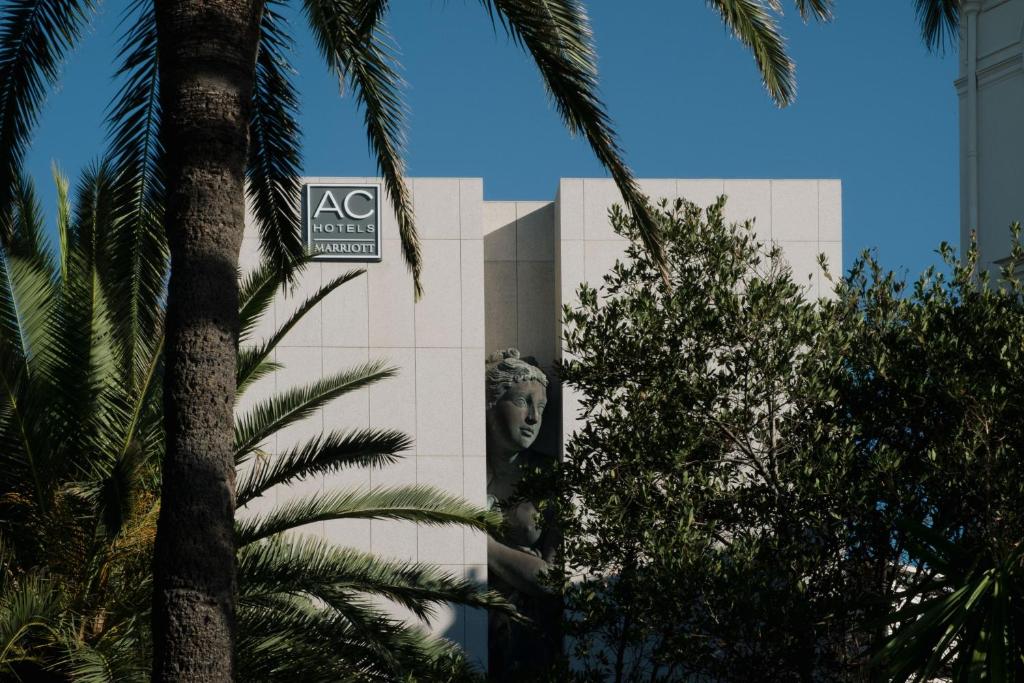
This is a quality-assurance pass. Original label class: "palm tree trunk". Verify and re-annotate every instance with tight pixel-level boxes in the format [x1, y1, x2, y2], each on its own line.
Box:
[151, 1, 261, 679]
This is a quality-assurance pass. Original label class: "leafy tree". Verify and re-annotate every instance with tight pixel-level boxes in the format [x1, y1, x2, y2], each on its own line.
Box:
[830, 234, 1024, 681]
[0, 169, 510, 681]
[557, 194, 1024, 681]
[0, 0, 834, 672]
[556, 198, 884, 681]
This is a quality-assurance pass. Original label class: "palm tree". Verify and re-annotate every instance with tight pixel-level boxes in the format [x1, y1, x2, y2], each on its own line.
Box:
[914, 0, 961, 50]
[0, 169, 511, 681]
[873, 522, 1024, 682]
[0, 0, 833, 675]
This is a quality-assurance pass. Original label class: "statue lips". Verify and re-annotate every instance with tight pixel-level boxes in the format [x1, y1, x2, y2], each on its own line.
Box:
[519, 426, 535, 439]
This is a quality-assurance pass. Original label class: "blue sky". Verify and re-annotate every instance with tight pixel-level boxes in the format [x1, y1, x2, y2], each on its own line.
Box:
[25, 0, 958, 278]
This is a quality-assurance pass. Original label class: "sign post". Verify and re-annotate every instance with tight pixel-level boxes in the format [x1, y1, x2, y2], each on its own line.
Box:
[304, 183, 382, 261]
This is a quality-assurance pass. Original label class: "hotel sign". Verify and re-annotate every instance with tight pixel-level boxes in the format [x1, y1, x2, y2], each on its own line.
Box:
[305, 184, 381, 261]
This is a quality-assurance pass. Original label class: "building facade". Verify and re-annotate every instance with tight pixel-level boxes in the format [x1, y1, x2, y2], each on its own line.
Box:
[957, 0, 1024, 267]
[238, 177, 841, 669]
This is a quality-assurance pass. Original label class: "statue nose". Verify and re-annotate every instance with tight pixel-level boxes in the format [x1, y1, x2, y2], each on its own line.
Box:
[526, 407, 538, 424]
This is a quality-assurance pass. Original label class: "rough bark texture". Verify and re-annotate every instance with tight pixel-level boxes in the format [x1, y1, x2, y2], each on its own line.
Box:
[151, 1, 260, 680]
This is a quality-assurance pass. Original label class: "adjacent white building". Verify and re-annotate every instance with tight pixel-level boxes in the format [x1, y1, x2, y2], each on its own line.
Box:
[957, 0, 1024, 267]
[238, 176, 841, 667]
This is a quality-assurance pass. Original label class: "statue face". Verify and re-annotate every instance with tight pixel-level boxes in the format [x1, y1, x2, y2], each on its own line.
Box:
[489, 380, 547, 452]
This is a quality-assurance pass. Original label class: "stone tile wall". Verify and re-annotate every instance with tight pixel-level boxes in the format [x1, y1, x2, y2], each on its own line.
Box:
[239, 177, 487, 666]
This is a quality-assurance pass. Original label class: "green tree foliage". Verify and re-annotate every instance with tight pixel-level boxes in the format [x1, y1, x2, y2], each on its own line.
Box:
[558, 198, 877, 681]
[0, 170, 510, 682]
[556, 199, 1024, 681]
[836, 235, 1024, 681]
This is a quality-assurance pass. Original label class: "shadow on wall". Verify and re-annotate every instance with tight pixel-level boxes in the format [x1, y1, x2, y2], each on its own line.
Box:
[442, 564, 489, 671]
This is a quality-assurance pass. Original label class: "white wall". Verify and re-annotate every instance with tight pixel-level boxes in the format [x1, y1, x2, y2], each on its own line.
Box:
[238, 176, 488, 666]
[957, 0, 1024, 267]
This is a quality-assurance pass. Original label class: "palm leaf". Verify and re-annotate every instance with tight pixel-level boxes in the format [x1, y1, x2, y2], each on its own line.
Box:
[354, 0, 388, 35]
[0, 176, 53, 369]
[235, 484, 501, 547]
[69, 160, 119, 267]
[707, 0, 796, 106]
[237, 428, 410, 506]
[313, 593, 480, 680]
[62, 630, 150, 683]
[0, 246, 56, 512]
[0, 0, 97, 235]
[237, 594, 472, 681]
[53, 164, 69, 284]
[915, 0, 960, 52]
[239, 533, 514, 622]
[43, 229, 119, 482]
[876, 529, 1024, 682]
[0, 569, 64, 668]
[238, 257, 282, 346]
[237, 267, 364, 392]
[793, 0, 833, 21]
[3, 173, 51, 268]
[248, 1, 305, 282]
[234, 359, 396, 461]
[104, 0, 168, 390]
[303, 0, 422, 296]
[480, 0, 666, 280]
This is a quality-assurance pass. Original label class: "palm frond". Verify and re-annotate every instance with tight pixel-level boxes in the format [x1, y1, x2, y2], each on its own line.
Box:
[237, 593, 474, 681]
[480, 0, 666, 281]
[235, 485, 501, 547]
[237, 428, 411, 506]
[41, 225, 120, 482]
[239, 359, 281, 399]
[69, 160, 119, 272]
[62, 629, 150, 683]
[237, 268, 364, 392]
[914, 0, 960, 52]
[64, 160, 161, 484]
[248, 1, 305, 282]
[706, 0, 796, 106]
[238, 258, 282, 346]
[0, 569, 64, 668]
[874, 522, 1024, 681]
[313, 593, 480, 680]
[303, 0, 422, 296]
[0, 250, 55, 506]
[793, 0, 833, 22]
[53, 164, 69, 284]
[0, 0, 97, 235]
[105, 0, 168, 389]
[234, 360, 396, 461]
[0, 243, 53, 375]
[4, 172, 51, 267]
[354, 0, 389, 35]
[237, 595, 386, 680]
[239, 534, 514, 622]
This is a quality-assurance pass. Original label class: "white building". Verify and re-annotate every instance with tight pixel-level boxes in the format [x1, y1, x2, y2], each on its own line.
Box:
[238, 176, 841, 669]
[957, 0, 1024, 266]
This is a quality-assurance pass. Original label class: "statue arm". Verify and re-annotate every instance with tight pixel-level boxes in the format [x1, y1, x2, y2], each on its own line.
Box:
[487, 535, 552, 598]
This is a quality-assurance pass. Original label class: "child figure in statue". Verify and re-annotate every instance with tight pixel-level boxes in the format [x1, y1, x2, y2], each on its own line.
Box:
[485, 349, 560, 679]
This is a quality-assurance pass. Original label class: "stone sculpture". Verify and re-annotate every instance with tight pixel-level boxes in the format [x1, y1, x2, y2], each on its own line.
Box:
[485, 349, 559, 679]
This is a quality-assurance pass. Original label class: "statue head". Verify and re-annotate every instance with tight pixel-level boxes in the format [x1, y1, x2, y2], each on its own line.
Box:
[485, 349, 549, 453]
